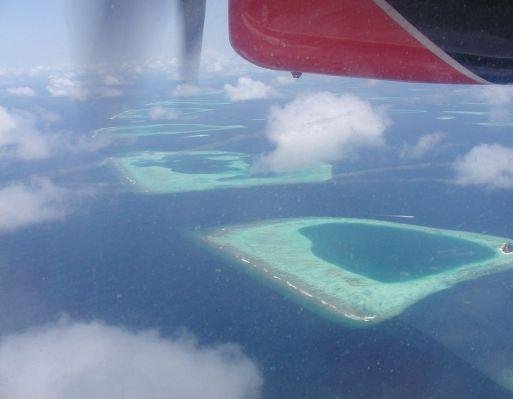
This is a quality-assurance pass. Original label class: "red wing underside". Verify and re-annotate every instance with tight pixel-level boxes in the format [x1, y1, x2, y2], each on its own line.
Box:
[229, 0, 481, 84]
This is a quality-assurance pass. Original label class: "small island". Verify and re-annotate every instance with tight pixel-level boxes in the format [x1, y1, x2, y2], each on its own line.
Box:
[113, 151, 332, 193]
[500, 242, 513, 254]
[200, 218, 512, 326]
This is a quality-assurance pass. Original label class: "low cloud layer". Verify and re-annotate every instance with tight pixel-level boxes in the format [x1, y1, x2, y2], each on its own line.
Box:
[224, 77, 278, 101]
[399, 132, 446, 159]
[0, 178, 69, 233]
[148, 106, 180, 120]
[6, 86, 37, 97]
[172, 83, 199, 97]
[0, 320, 262, 399]
[102, 73, 124, 86]
[46, 74, 123, 101]
[454, 143, 512, 189]
[273, 75, 297, 86]
[46, 75, 90, 101]
[200, 50, 257, 77]
[1, 106, 109, 161]
[253, 92, 388, 173]
[0, 106, 52, 160]
[469, 85, 513, 123]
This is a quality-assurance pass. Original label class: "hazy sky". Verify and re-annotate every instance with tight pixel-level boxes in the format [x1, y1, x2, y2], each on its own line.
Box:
[0, 0, 233, 69]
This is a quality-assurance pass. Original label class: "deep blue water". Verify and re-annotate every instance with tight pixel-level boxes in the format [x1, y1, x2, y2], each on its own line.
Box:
[0, 186, 510, 398]
[0, 76, 511, 398]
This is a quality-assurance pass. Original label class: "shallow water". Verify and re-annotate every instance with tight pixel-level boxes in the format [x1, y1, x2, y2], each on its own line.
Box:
[300, 222, 497, 282]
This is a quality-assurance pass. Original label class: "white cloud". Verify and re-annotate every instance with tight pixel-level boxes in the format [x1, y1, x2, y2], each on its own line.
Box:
[0, 106, 52, 160]
[365, 79, 380, 87]
[172, 83, 199, 97]
[46, 75, 90, 101]
[200, 50, 258, 77]
[0, 178, 69, 233]
[102, 74, 124, 86]
[0, 65, 55, 78]
[253, 92, 388, 173]
[473, 85, 513, 106]
[202, 51, 227, 74]
[46, 73, 123, 100]
[144, 57, 179, 78]
[224, 77, 278, 101]
[0, 105, 16, 131]
[0, 106, 109, 160]
[399, 132, 446, 159]
[6, 86, 37, 97]
[454, 143, 512, 189]
[148, 106, 180, 120]
[469, 85, 513, 123]
[0, 320, 262, 399]
[273, 75, 297, 86]
[142, 51, 258, 79]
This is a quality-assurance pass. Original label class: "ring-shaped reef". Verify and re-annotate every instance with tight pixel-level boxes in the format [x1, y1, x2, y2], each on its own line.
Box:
[110, 99, 230, 121]
[200, 218, 512, 326]
[114, 151, 332, 193]
[111, 107, 213, 121]
[95, 123, 245, 138]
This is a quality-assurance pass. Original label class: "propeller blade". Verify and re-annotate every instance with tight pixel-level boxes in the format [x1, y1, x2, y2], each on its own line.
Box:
[178, 0, 206, 84]
[73, 0, 171, 64]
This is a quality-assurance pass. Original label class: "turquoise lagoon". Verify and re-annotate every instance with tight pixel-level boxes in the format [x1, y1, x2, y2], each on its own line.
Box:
[201, 218, 512, 326]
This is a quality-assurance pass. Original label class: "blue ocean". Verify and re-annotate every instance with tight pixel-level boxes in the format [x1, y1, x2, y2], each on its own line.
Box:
[0, 75, 511, 398]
